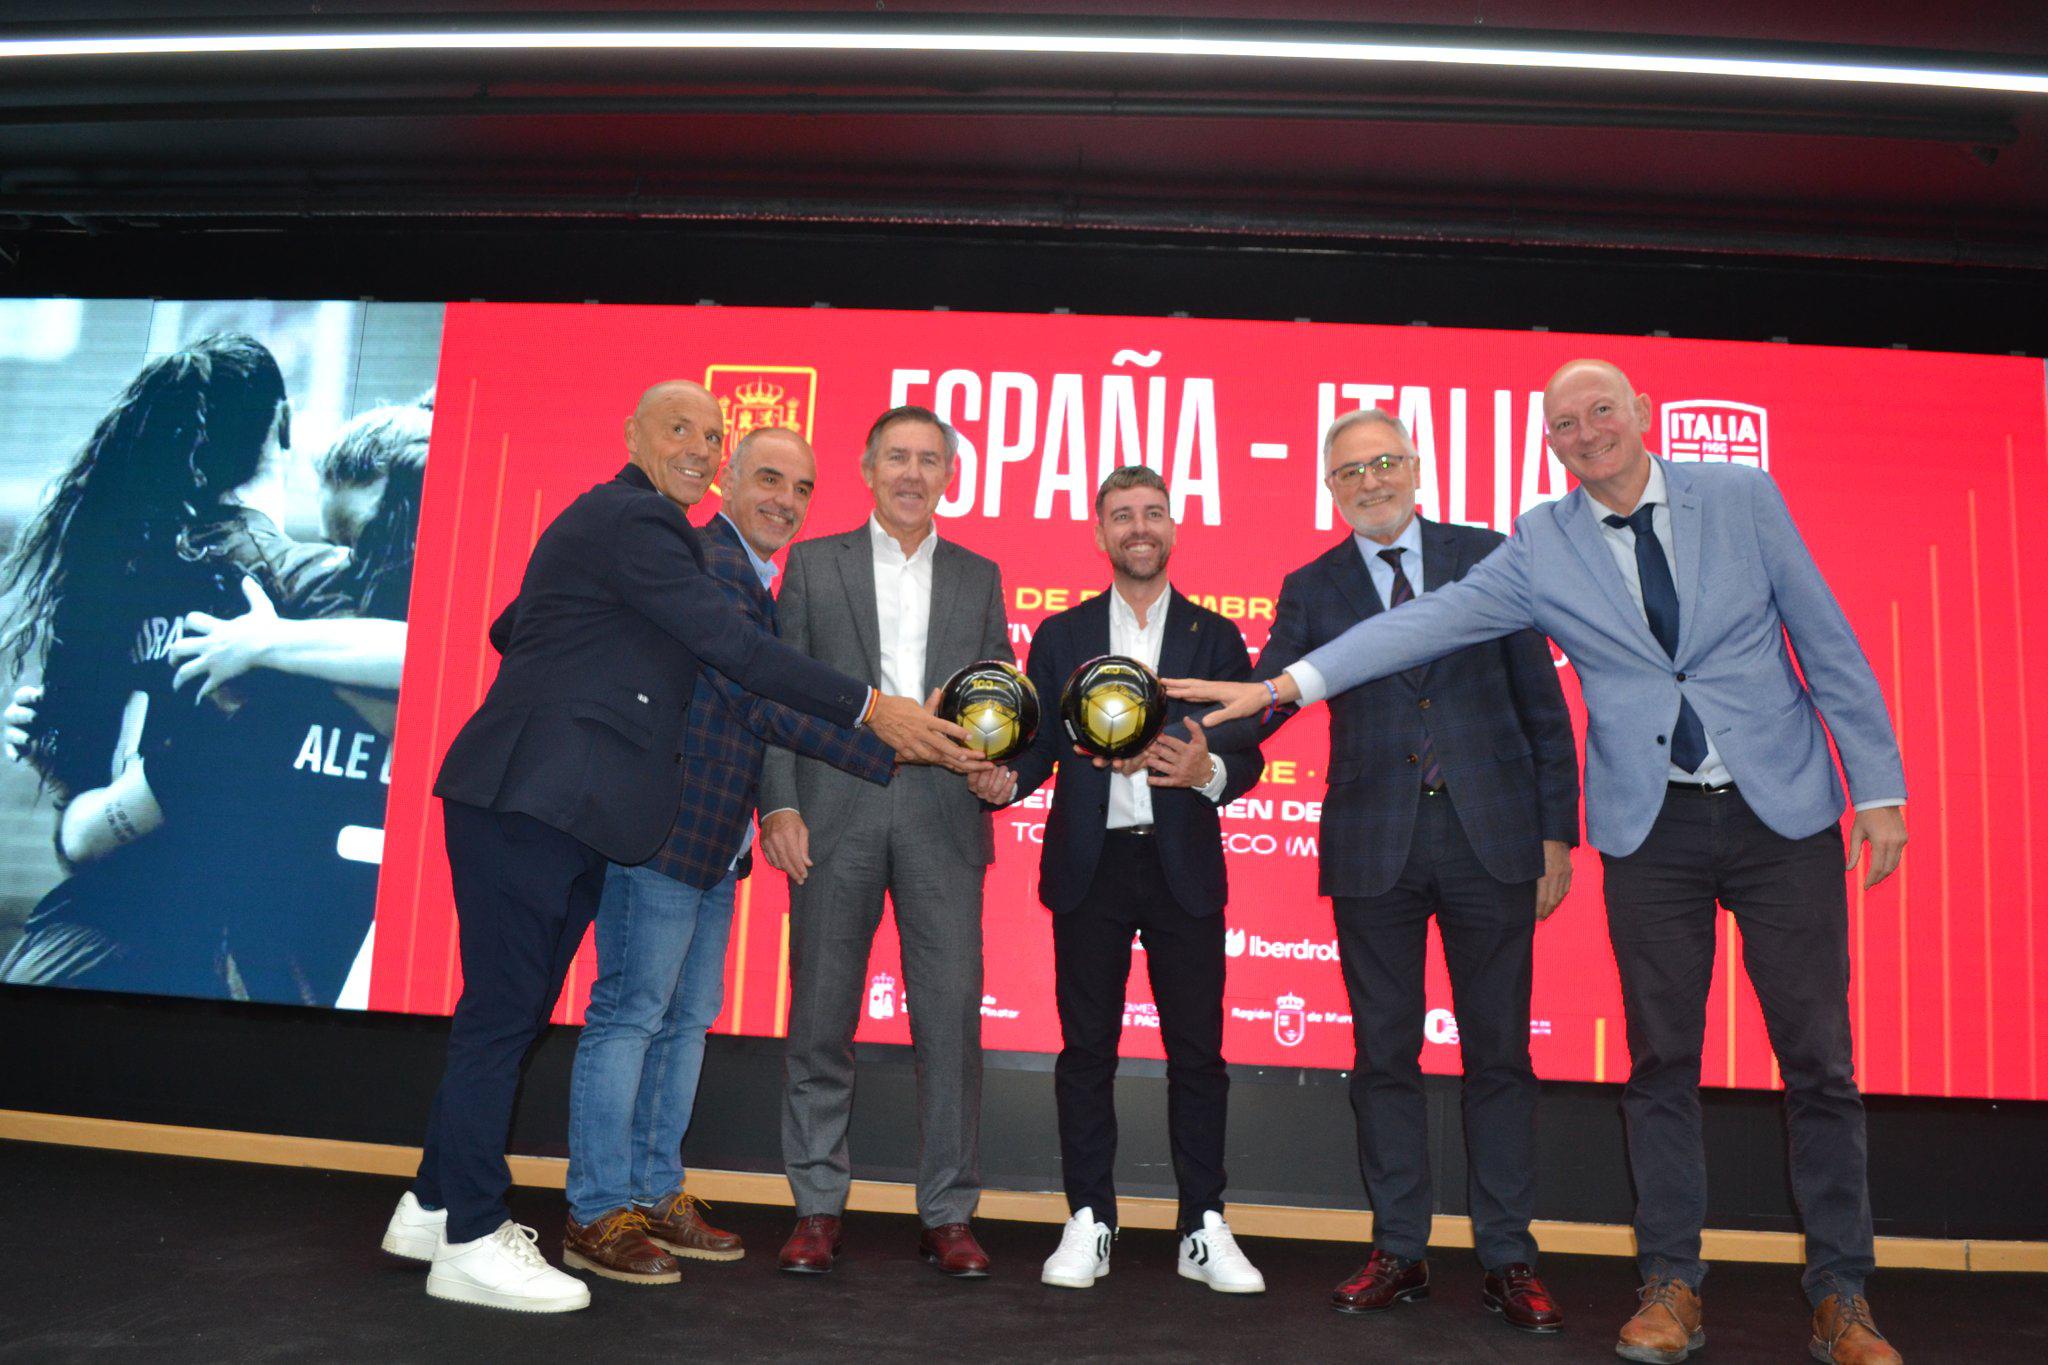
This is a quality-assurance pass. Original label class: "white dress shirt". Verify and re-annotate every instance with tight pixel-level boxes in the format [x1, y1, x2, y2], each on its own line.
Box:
[870, 514, 938, 700]
[1105, 584, 1229, 829]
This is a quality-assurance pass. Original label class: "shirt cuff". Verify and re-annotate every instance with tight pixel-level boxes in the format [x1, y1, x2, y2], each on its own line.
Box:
[1197, 753, 1229, 804]
[854, 687, 876, 728]
[760, 807, 798, 822]
[1284, 660, 1328, 706]
[1851, 797, 1906, 812]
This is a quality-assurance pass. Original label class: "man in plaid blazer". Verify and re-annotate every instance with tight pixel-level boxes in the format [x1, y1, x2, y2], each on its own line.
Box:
[1255, 408, 1579, 1333]
[562, 426, 894, 1282]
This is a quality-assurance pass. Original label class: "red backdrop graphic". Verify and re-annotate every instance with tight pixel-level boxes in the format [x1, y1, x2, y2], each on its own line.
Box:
[370, 302, 2048, 1102]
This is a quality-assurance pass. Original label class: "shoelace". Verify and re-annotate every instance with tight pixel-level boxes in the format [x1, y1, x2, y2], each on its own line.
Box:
[1822, 1295, 1883, 1345]
[657, 1191, 713, 1226]
[599, 1210, 654, 1245]
[494, 1222, 547, 1270]
[1636, 1277, 1690, 1328]
[1057, 1219, 1103, 1258]
[1196, 1221, 1243, 1261]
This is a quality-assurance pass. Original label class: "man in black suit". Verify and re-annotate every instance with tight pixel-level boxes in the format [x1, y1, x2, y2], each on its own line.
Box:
[977, 464, 1267, 1294]
[378, 381, 982, 1313]
[1256, 408, 1578, 1332]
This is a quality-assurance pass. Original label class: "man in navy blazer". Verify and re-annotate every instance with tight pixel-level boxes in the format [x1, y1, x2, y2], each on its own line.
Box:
[1257, 408, 1577, 1334]
[561, 426, 898, 1284]
[386, 382, 982, 1314]
[979, 465, 1268, 1296]
[1171, 361, 1907, 1365]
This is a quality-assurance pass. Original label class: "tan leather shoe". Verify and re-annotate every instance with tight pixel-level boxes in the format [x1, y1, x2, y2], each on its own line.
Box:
[1616, 1277, 1704, 1363]
[1810, 1293, 1903, 1364]
[561, 1208, 681, 1285]
[641, 1190, 744, 1262]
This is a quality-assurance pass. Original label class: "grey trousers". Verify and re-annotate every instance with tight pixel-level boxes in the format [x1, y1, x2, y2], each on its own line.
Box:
[780, 782, 987, 1226]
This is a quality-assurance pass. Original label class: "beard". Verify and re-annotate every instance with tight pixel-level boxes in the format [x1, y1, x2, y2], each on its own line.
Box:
[1109, 541, 1170, 582]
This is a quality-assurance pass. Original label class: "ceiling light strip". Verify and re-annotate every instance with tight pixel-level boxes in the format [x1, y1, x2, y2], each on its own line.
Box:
[0, 30, 2042, 96]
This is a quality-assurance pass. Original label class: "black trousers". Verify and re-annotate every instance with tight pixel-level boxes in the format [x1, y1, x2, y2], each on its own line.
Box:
[1052, 830, 1228, 1233]
[1603, 786, 1871, 1307]
[1333, 791, 1541, 1269]
[413, 800, 609, 1243]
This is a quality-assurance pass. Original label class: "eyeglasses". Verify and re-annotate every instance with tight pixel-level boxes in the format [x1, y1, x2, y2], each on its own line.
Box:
[1326, 454, 1415, 487]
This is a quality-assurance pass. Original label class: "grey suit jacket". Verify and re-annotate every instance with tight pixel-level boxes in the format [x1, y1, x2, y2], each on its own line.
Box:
[759, 523, 1014, 869]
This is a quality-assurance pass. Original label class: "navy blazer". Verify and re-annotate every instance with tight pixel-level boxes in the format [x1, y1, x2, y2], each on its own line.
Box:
[1258, 518, 1579, 898]
[1005, 588, 1264, 918]
[434, 463, 870, 865]
[643, 514, 895, 889]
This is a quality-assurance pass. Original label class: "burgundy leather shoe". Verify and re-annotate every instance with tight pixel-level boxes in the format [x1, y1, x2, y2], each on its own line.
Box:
[1331, 1250, 1429, 1314]
[777, 1215, 843, 1274]
[917, 1222, 992, 1278]
[1483, 1263, 1565, 1333]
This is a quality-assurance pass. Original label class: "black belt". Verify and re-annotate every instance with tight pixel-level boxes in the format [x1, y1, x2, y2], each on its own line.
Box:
[1108, 824, 1156, 836]
[1668, 779, 1737, 795]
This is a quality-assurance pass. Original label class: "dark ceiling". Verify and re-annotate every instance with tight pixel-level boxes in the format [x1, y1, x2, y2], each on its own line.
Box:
[4, 4, 2048, 267]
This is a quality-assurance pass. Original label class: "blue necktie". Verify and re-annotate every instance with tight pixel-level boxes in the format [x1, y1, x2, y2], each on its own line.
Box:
[1378, 548, 1445, 791]
[1603, 505, 1708, 774]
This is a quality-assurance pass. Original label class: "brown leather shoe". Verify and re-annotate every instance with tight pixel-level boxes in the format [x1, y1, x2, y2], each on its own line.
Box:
[641, 1190, 744, 1262]
[1330, 1250, 1429, 1313]
[561, 1208, 681, 1285]
[918, 1222, 992, 1278]
[1483, 1262, 1564, 1333]
[1616, 1277, 1705, 1363]
[777, 1215, 842, 1274]
[1810, 1293, 1902, 1364]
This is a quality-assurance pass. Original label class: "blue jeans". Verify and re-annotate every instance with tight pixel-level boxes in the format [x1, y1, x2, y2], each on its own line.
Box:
[566, 862, 738, 1225]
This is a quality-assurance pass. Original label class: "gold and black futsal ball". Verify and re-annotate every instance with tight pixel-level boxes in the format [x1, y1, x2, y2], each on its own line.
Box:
[1060, 654, 1168, 761]
[937, 659, 1040, 762]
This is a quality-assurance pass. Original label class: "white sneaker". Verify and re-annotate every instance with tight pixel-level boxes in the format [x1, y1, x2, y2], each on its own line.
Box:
[1178, 1211, 1266, 1294]
[381, 1191, 447, 1262]
[1041, 1208, 1114, 1289]
[426, 1221, 592, 1313]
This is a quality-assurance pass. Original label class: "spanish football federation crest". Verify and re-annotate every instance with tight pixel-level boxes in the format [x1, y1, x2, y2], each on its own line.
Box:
[1273, 992, 1307, 1048]
[704, 364, 818, 442]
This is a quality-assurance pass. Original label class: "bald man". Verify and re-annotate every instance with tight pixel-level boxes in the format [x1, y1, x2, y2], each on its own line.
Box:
[1170, 361, 1907, 1365]
[389, 385, 986, 1313]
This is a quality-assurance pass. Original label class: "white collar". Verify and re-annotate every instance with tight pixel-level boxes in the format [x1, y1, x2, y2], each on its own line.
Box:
[867, 512, 939, 564]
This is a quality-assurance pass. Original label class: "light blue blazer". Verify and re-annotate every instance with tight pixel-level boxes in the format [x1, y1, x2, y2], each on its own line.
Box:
[1296, 459, 1906, 856]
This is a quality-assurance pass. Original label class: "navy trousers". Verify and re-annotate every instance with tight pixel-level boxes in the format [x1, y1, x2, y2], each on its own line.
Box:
[412, 801, 608, 1243]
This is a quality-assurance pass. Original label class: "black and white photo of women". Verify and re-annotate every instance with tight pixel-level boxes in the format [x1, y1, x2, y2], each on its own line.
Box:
[0, 300, 443, 1007]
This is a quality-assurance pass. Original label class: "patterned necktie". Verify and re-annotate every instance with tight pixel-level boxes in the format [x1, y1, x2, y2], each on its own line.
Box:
[1379, 548, 1445, 791]
[1602, 505, 1709, 773]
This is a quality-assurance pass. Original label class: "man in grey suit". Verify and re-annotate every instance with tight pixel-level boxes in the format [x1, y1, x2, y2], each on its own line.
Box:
[759, 404, 1013, 1279]
[1171, 361, 1907, 1365]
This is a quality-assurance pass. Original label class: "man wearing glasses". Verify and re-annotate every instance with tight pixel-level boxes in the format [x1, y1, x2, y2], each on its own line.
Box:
[1256, 408, 1579, 1335]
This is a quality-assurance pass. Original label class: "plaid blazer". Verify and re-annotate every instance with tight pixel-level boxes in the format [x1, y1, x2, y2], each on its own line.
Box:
[643, 514, 894, 888]
[1258, 517, 1580, 898]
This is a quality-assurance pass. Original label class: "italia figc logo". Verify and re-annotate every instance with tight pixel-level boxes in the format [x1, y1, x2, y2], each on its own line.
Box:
[1660, 399, 1768, 471]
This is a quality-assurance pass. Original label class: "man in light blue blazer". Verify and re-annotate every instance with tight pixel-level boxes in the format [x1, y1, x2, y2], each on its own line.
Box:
[1171, 360, 1907, 1365]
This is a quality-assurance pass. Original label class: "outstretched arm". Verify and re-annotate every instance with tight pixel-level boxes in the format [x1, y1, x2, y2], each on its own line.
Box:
[168, 578, 406, 701]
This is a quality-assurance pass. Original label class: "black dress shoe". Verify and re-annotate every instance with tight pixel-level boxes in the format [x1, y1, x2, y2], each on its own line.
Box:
[1331, 1250, 1429, 1314]
[1483, 1262, 1565, 1333]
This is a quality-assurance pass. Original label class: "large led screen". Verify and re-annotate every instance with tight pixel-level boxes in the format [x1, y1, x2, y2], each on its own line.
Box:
[3, 297, 2044, 1102]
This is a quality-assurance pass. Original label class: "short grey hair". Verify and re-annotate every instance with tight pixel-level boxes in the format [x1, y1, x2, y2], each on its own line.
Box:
[730, 425, 809, 478]
[1322, 407, 1413, 463]
[862, 405, 958, 469]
